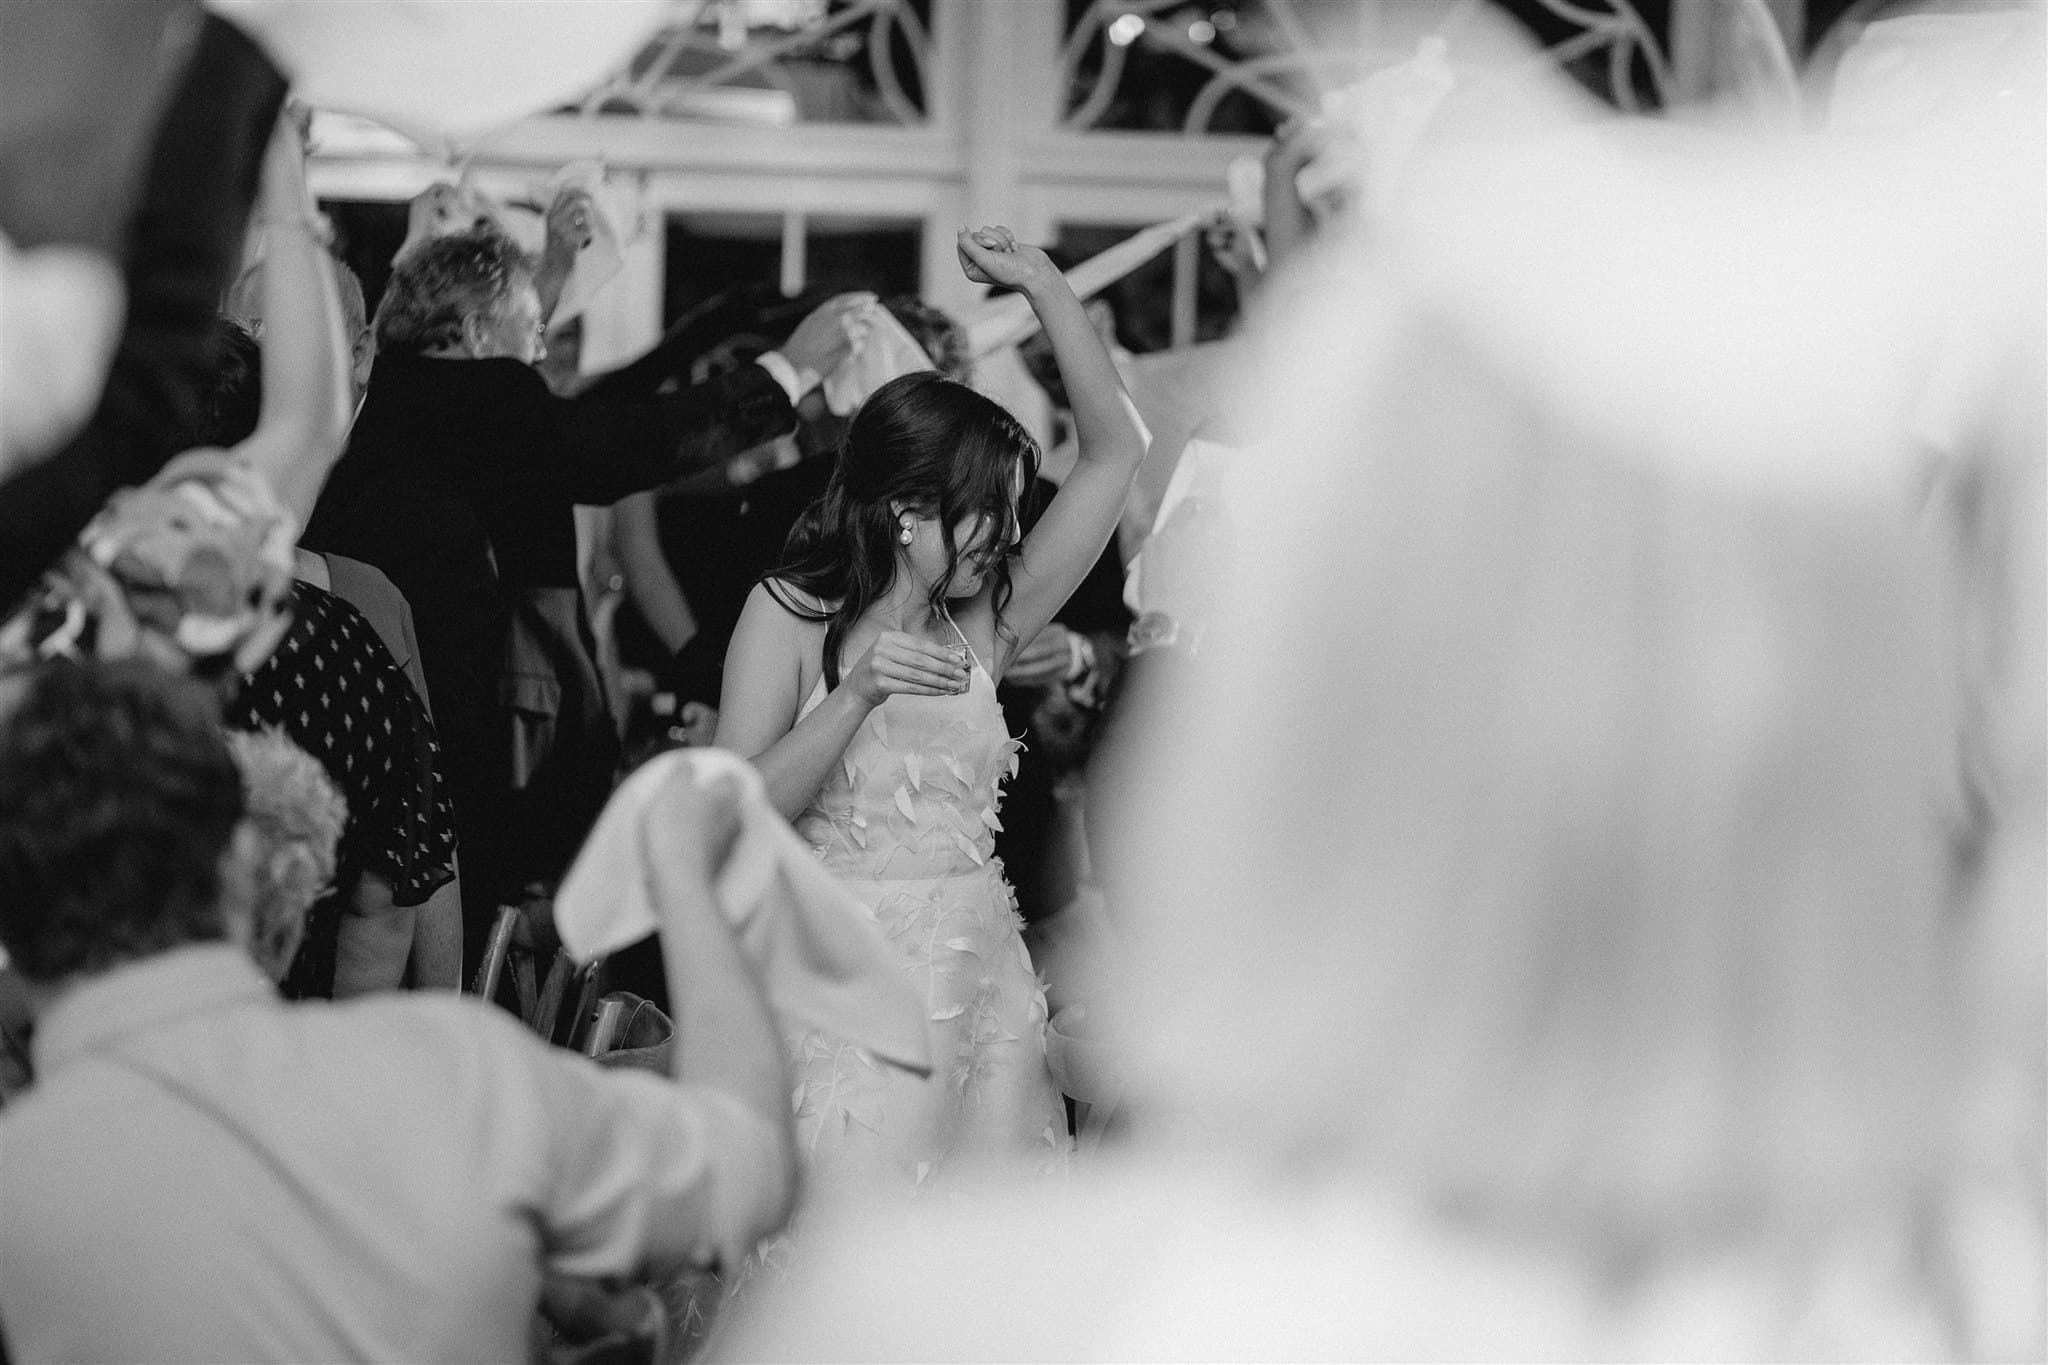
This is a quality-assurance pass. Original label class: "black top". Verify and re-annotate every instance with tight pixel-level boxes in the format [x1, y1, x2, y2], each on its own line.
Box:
[227, 582, 458, 999]
[301, 349, 800, 916]
[305, 351, 800, 712]
[652, 456, 835, 664]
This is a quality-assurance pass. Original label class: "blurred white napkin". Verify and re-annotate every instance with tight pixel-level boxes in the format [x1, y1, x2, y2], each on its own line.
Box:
[554, 748, 933, 1077]
[394, 175, 521, 264]
[1828, 10, 2038, 130]
[820, 301, 935, 416]
[1124, 436, 1247, 616]
[1297, 36, 1455, 216]
[388, 165, 623, 325]
[544, 161, 625, 326]
[0, 232, 123, 478]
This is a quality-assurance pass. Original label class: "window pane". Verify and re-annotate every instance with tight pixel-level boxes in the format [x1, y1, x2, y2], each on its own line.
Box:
[321, 199, 413, 318]
[569, 0, 934, 128]
[1054, 222, 1242, 353]
[664, 212, 785, 324]
[805, 216, 922, 301]
[663, 211, 925, 325]
[1061, 0, 1676, 132]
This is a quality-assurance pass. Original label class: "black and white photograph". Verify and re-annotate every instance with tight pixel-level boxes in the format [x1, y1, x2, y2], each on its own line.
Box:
[0, 1, 2041, 1360]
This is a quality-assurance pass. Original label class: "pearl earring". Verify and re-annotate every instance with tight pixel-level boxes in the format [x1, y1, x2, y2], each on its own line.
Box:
[898, 521, 915, 546]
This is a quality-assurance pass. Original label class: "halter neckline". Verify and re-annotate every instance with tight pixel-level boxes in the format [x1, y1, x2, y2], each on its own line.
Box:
[938, 605, 986, 675]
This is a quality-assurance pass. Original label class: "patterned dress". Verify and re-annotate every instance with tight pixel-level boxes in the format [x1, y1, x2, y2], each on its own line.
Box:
[228, 582, 458, 998]
[788, 632, 1069, 1196]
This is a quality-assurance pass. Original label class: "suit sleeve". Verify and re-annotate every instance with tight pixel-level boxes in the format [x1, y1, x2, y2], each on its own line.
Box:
[571, 288, 779, 406]
[548, 362, 799, 507]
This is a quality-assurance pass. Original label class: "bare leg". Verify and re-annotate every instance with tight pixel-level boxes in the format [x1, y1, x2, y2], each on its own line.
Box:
[330, 873, 412, 997]
[404, 874, 465, 991]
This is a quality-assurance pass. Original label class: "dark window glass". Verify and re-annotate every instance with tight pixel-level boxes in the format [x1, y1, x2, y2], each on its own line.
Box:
[1053, 221, 1243, 354]
[321, 199, 412, 318]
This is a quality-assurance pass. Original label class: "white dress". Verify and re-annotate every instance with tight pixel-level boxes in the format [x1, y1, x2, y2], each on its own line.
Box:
[786, 623, 1069, 1195]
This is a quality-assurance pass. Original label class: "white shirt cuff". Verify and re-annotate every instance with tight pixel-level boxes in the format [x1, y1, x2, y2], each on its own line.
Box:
[754, 351, 816, 405]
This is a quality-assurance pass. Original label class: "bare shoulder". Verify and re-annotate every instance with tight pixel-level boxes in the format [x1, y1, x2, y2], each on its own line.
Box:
[731, 580, 834, 704]
[754, 577, 834, 621]
[736, 581, 830, 666]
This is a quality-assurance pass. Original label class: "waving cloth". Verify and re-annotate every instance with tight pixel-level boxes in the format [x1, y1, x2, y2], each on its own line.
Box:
[554, 748, 933, 1077]
[820, 300, 934, 416]
[392, 161, 625, 326]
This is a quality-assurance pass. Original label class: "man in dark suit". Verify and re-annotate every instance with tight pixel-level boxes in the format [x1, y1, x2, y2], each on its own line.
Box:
[304, 230, 864, 972]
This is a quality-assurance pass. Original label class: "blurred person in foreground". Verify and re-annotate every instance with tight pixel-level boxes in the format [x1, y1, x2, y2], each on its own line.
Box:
[0, 658, 794, 1363]
[0, 7, 287, 597]
[715, 10, 2044, 1360]
[1, 111, 453, 1003]
[228, 242, 467, 990]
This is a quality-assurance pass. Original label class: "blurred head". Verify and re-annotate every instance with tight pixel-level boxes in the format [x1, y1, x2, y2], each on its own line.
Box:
[223, 726, 346, 983]
[1114, 299, 1971, 1269]
[0, 660, 246, 984]
[1099, 68, 2033, 1279]
[374, 229, 543, 364]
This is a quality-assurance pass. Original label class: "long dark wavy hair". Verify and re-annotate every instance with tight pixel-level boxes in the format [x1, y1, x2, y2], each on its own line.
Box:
[769, 371, 1041, 689]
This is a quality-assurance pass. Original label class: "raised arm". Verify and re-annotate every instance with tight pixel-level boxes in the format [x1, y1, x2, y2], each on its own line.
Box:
[234, 113, 353, 525]
[647, 771, 794, 1192]
[532, 187, 593, 323]
[955, 228, 1146, 672]
[716, 583, 971, 820]
[540, 764, 796, 1269]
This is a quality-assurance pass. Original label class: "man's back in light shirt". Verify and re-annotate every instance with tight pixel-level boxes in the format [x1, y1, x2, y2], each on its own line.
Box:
[0, 944, 777, 1364]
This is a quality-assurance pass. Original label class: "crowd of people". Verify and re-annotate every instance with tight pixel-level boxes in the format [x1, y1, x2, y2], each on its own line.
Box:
[0, 1, 2042, 1361]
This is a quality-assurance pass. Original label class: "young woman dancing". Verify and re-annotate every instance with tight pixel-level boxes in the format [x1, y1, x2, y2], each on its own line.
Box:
[716, 226, 1146, 1192]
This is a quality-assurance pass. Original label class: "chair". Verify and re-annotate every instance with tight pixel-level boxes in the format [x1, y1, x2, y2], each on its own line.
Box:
[474, 906, 677, 1363]
[469, 905, 593, 1048]
[470, 904, 672, 1064]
